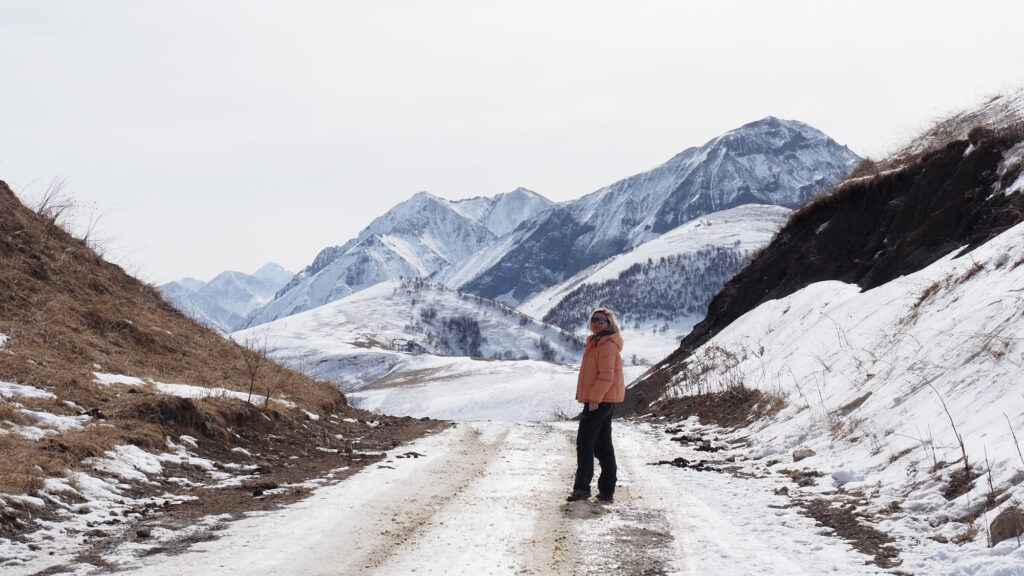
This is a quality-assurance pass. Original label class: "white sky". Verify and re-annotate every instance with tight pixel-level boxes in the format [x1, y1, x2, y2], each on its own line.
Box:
[1, 0, 1022, 284]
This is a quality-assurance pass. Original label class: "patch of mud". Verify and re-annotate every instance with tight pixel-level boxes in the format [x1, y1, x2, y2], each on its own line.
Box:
[796, 498, 901, 569]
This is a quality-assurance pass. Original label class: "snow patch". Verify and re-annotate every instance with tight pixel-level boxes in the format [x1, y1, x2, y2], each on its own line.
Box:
[93, 372, 147, 387]
[0, 381, 56, 400]
[93, 372, 295, 408]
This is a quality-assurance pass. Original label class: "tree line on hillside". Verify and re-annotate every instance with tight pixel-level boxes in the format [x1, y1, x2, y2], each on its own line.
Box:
[396, 277, 583, 361]
[542, 244, 750, 333]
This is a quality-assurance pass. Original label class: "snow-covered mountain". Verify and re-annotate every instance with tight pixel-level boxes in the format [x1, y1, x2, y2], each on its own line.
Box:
[250, 188, 552, 324]
[232, 277, 584, 392]
[518, 204, 791, 359]
[159, 281, 243, 334]
[461, 117, 860, 304]
[160, 263, 293, 333]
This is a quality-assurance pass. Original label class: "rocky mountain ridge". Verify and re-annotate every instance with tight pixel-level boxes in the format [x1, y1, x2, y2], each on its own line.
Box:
[461, 117, 860, 303]
[249, 117, 859, 323]
[250, 188, 552, 324]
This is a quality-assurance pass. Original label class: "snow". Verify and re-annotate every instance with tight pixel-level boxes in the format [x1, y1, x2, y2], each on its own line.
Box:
[232, 278, 584, 392]
[8, 208, 1024, 574]
[0, 381, 56, 400]
[19, 409, 89, 432]
[998, 141, 1024, 197]
[252, 189, 550, 324]
[349, 356, 648, 421]
[93, 372, 146, 387]
[0, 332, 8, 349]
[92, 372, 295, 408]
[0, 435, 209, 576]
[88, 421, 890, 576]
[656, 219, 1024, 570]
[519, 204, 789, 319]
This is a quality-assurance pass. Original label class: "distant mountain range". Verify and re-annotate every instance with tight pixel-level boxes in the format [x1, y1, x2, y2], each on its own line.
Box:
[167, 116, 860, 335]
[249, 188, 552, 325]
[461, 117, 859, 303]
[159, 263, 293, 333]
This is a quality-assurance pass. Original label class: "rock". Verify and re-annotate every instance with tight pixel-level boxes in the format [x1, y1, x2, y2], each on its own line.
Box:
[989, 506, 1024, 546]
[135, 527, 151, 539]
[793, 448, 816, 462]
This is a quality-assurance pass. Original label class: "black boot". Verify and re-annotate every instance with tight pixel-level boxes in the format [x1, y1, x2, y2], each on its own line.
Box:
[565, 489, 591, 502]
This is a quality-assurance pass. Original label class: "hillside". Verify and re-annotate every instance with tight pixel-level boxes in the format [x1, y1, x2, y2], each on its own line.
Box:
[518, 204, 790, 359]
[232, 278, 585, 394]
[627, 113, 1024, 413]
[618, 95, 1024, 567]
[0, 182, 435, 573]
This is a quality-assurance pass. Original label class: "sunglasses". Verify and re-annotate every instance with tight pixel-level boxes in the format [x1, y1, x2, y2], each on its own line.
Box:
[590, 317, 609, 325]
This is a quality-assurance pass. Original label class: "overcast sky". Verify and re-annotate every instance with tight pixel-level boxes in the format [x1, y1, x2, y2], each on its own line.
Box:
[2, 1, 1022, 285]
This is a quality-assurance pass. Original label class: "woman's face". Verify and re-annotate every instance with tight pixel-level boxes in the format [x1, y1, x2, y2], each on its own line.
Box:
[589, 312, 610, 334]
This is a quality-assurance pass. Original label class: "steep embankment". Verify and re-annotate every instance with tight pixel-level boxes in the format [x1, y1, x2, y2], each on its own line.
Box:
[0, 181, 435, 573]
[627, 121, 1024, 412]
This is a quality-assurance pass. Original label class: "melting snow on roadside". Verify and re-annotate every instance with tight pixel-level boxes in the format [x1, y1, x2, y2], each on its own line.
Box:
[0, 430, 228, 575]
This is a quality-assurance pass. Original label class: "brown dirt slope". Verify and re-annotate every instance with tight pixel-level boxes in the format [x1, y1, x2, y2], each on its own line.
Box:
[625, 122, 1024, 415]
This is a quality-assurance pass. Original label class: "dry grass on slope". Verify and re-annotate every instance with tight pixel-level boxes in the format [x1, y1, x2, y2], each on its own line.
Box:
[0, 180, 435, 506]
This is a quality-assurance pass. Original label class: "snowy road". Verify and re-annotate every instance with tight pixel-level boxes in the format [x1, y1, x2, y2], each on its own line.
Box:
[120, 421, 881, 575]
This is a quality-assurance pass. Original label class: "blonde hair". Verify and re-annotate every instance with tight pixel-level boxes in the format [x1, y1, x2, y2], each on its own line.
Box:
[588, 307, 620, 333]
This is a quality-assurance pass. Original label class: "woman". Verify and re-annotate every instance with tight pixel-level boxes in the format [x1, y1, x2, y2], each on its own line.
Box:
[567, 307, 625, 502]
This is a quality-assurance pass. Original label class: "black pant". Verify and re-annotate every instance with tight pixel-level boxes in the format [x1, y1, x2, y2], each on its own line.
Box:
[573, 403, 616, 495]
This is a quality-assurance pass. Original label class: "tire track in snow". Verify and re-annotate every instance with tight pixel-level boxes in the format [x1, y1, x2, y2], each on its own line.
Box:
[300, 423, 512, 575]
[369, 422, 581, 575]
[532, 421, 678, 575]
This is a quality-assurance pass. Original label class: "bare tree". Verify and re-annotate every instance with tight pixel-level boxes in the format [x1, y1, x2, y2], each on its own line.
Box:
[240, 329, 270, 405]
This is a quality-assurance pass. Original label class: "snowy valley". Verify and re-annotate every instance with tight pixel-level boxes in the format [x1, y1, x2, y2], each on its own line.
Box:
[3, 90, 1024, 576]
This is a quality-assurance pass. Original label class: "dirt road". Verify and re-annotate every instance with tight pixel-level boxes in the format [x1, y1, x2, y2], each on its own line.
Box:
[124, 422, 682, 575]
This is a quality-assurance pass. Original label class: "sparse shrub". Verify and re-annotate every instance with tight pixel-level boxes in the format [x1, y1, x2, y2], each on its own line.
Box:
[848, 157, 881, 180]
[968, 125, 995, 146]
[419, 306, 437, 323]
[434, 315, 483, 357]
[537, 337, 557, 362]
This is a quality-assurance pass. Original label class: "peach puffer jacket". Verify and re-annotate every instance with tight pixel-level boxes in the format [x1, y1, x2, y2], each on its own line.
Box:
[575, 332, 625, 403]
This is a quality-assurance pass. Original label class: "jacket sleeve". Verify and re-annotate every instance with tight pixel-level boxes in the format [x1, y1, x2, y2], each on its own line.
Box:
[588, 340, 618, 402]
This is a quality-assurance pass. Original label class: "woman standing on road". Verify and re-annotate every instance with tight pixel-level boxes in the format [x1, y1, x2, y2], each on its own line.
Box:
[567, 307, 625, 503]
